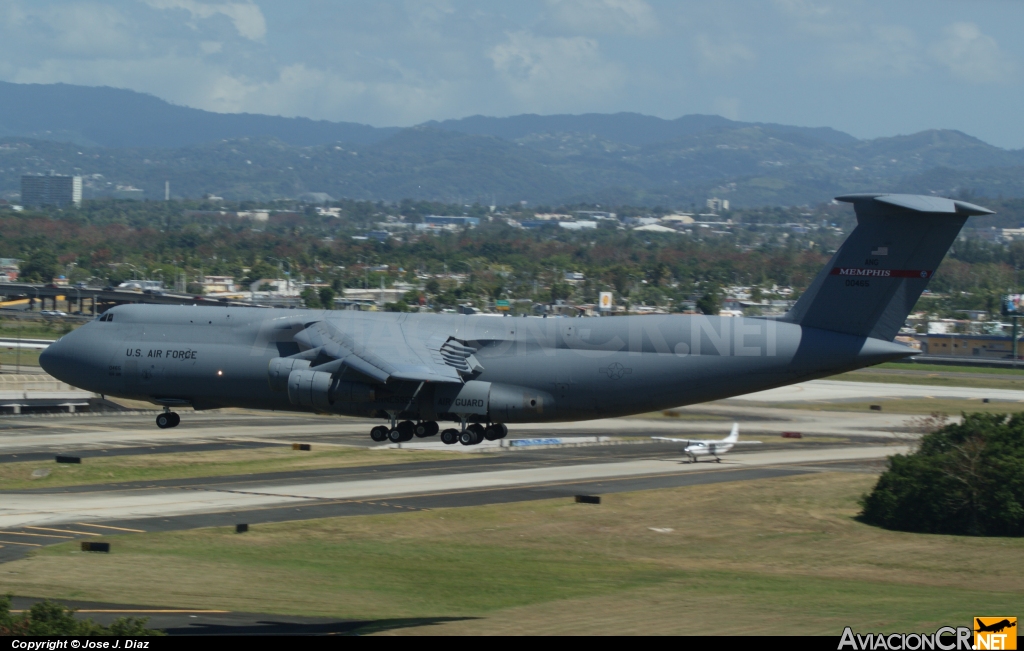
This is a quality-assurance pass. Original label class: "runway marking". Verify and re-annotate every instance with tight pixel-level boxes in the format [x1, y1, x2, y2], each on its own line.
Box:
[74, 522, 146, 533]
[180, 486, 322, 500]
[25, 526, 101, 536]
[0, 540, 41, 546]
[0, 531, 74, 539]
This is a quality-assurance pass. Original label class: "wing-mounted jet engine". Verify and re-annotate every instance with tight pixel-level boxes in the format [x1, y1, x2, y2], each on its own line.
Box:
[264, 319, 536, 446]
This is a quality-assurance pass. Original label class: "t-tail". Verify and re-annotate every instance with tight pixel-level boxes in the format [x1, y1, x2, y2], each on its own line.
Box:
[783, 194, 993, 341]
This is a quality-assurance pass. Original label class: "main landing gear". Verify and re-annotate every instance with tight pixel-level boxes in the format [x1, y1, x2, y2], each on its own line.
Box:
[156, 410, 180, 429]
[370, 420, 440, 443]
[370, 420, 507, 446]
[455, 423, 508, 446]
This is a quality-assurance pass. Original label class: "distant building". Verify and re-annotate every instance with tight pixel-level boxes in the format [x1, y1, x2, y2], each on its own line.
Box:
[662, 213, 695, 224]
[0, 258, 20, 283]
[634, 224, 679, 234]
[919, 333, 1021, 358]
[249, 278, 297, 295]
[424, 215, 480, 228]
[706, 197, 730, 212]
[21, 174, 82, 207]
[112, 185, 144, 200]
[558, 221, 597, 231]
[575, 210, 616, 220]
[297, 192, 334, 204]
[201, 276, 236, 293]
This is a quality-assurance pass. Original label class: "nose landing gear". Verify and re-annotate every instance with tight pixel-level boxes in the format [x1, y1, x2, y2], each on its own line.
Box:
[156, 411, 180, 429]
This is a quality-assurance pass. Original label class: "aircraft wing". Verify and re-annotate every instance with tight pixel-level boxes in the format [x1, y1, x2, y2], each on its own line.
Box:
[294, 320, 473, 385]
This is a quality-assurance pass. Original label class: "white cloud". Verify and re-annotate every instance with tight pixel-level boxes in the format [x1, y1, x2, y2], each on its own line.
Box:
[144, 0, 266, 41]
[694, 34, 755, 75]
[489, 31, 626, 104]
[833, 24, 923, 77]
[546, 0, 658, 36]
[930, 22, 1014, 84]
[0, 3, 138, 58]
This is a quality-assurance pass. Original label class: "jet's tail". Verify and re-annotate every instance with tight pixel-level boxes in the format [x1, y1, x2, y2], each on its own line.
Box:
[783, 194, 993, 341]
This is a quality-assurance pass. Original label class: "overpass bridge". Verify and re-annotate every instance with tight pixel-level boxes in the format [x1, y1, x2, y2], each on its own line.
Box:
[0, 283, 261, 316]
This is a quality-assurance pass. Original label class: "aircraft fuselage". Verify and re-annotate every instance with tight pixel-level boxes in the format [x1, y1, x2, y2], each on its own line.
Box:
[41, 305, 913, 424]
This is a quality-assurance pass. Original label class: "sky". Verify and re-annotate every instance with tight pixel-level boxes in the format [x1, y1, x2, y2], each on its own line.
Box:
[1, 1, 1022, 147]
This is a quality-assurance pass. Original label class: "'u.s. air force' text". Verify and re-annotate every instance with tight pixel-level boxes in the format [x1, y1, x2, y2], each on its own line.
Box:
[126, 348, 197, 360]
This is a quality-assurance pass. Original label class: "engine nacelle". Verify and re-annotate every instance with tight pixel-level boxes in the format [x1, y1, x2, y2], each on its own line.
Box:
[268, 357, 311, 392]
[287, 369, 334, 410]
[488, 382, 553, 423]
[434, 381, 553, 423]
[286, 369, 375, 411]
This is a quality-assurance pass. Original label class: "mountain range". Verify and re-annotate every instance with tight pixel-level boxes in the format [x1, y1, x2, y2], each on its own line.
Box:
[2, 81, 1022, 208]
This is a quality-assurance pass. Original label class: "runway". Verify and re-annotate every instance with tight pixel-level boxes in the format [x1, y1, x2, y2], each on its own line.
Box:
[0, 381, 931, 568]
[0, 444, 903, 530]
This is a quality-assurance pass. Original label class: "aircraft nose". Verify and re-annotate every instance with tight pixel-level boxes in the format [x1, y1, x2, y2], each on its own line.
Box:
[38, 337, 62, 377]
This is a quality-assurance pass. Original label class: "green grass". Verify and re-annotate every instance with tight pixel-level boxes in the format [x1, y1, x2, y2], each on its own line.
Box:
[875, 361, 1024, 376]
[0, 349, 41, 367]
[4, 473, 1022, 635]
[0, 318, 79, 340]
[834, 370, 1024, 391]
[0, 446, 463, 490]
[733, 398, 1024, 415]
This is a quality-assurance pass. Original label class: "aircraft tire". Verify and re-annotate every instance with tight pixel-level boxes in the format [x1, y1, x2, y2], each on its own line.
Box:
[485, 423, 505, 440]
[168, 412, 181, 428]
[388, 427, 414, 443]
[370, 426, 389, 442]
[415, 421, 439, 438]
[461, 423, 485, 446]
[156, 413, 172, 429]
[440, 429, 459, 445]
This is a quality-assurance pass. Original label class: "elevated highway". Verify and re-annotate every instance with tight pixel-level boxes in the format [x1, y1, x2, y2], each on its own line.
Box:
[0, 282, 259, 315]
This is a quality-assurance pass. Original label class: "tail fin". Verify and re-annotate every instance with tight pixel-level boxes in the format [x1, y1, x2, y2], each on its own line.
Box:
[784, 194, 993, 340]
[724, 423, 739, 443]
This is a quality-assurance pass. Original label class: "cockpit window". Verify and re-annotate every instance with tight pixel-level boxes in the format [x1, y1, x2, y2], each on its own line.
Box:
[99, 313, 114, 322]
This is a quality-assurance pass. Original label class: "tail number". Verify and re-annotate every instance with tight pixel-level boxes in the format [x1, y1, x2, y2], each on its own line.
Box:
[845, 279, 870, 287]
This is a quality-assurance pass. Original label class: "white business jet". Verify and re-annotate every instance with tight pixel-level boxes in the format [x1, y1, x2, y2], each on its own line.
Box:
[652, 423, 761, 463]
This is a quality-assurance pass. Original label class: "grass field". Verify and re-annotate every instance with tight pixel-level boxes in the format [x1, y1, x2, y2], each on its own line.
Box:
[0, 349, 40, 367]
[836, 366, 1024, 391]
[0, 446, 463, 490]
[733, 397, 1024, 415]
[3, 473, 1020, 635]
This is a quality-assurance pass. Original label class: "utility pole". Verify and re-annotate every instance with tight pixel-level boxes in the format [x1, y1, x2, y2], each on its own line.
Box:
[15, 316, 20, 374]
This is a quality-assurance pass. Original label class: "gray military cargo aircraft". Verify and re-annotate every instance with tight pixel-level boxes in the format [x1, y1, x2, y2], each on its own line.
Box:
[40, 193, 992, 446]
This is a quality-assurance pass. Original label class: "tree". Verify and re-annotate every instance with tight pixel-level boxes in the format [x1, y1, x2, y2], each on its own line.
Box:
[300, 287, 321, 308]
[859, 413, 1024, 536]
[318, 287, 335, 309]
[0, 595, 162, 636]
[696, 286, 721, 315]
[19, 250, 58, 283]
